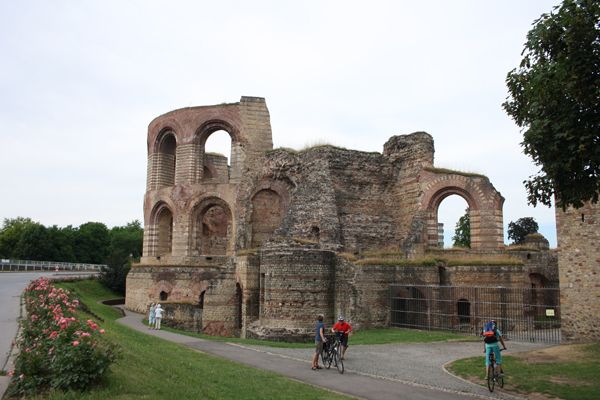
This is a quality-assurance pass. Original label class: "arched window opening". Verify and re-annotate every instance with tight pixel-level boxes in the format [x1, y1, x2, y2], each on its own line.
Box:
[156, 207, 173, 256]
[193, 199, 232, 256]
[156, 132, 176, 187]
[437, 195, 470, 249]
[457, 299, 470, 324]
[310, 226, 320, 242]
[251, 189, 284, 247]
[198, 290, 206, 309]
[160, 291, 168, 301]
[204, 129, 231, 180]
[236, 283, 243, 330]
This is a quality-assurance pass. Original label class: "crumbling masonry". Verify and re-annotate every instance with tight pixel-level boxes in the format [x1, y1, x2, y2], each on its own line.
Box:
[126, 96, 559, 340]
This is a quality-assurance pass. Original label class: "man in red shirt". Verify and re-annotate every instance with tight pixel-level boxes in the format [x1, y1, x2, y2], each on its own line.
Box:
[331, 316, 353, 360]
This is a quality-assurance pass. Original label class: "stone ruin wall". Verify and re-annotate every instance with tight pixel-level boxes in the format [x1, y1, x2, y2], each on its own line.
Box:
[127, 96, 563, 341]
[556, 201, 600, 342]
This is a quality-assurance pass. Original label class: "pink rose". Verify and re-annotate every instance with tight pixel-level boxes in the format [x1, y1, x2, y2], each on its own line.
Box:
[99, 329, 105, 334]
[72, 340, 79, 346]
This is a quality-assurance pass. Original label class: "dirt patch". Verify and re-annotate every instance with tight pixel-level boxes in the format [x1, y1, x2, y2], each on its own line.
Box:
[513, 344, 586, 364]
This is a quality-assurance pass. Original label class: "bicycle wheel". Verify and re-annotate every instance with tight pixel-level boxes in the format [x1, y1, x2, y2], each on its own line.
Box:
[498, 374, 504, 388]
[486, 367, 495, 392]
[335, 345, 344, 374]
[320, 349, 328, 367]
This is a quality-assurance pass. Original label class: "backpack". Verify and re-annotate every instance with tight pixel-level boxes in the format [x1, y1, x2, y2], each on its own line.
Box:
[482, 321, 498, 344]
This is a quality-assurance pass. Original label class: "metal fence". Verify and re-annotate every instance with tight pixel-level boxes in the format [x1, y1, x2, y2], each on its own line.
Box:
[390, 284, 561, 343]
[0, 259, 105, 272]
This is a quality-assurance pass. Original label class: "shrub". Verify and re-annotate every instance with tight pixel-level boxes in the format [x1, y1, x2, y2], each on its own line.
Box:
[7, 278, 117, 396]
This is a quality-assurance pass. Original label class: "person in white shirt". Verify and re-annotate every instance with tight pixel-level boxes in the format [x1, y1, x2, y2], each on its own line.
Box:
[154, 304, 164, 330]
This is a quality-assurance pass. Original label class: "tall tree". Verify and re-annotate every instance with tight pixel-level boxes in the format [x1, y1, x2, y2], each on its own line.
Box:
[503, 0, 600, 209]
[101, 220, 144, 295]
[452, 209, 471, 248]
[0, 217, 39, 259]
[508, 217, 540, 244]
[73, 222, 110, 264]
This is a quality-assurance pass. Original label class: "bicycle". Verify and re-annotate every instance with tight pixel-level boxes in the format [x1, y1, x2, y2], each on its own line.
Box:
[320, 332, 344, 374]
[486, 349, 504, 392]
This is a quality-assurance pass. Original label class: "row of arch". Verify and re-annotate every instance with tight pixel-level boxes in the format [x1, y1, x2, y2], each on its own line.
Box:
[147, 189, 286, 257]
[149, 120, 241, 189]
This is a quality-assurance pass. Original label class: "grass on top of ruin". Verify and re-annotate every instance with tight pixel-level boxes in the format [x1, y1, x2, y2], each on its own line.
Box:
[43, 279, 351, 400]
[447, 342, 600, 400]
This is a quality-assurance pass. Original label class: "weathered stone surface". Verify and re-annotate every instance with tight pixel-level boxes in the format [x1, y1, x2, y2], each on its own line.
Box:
[556, 201, 600, 342]
[125, 96, 562, 341]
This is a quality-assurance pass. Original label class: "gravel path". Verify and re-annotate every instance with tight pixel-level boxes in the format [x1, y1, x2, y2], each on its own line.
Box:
[236, 340, 550, 399]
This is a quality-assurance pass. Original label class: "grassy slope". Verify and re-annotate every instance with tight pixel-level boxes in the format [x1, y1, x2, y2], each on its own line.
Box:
[42, 280, 351, 400]
[447, 344, 600, 400]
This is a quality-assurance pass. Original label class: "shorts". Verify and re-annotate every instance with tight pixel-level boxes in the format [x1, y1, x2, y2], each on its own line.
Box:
[340, 334, 348, 347]
[315, 340, 324, 354]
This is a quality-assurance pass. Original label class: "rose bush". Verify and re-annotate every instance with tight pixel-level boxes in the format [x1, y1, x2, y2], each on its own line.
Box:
[7, 278, 117, 396]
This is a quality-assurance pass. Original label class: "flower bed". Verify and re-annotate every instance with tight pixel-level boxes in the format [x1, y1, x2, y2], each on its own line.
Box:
[7, 278, 117, 396]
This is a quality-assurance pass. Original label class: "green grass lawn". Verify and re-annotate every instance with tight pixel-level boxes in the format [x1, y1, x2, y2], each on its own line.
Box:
[154, 320, 474, 349]
[38, 279, 351, 400]
[447, 343, 600, 400]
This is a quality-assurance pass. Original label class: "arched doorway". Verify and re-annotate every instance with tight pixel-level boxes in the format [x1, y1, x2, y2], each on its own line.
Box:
[154, 130, 177, 188]
[457, 298, 471, 324]
[437, 195, 470, 248]
[420, 173, 504, 250]
[196, 120, 242, 182]
[148, 203, 173, 257]
[191, 197, 233, 256]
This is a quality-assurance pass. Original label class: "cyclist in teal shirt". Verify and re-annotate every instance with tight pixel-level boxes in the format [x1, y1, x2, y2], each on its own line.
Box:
[482, 320, 507, 378]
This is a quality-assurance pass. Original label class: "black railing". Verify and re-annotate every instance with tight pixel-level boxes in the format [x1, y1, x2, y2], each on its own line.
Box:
[389, 284, 561, 343]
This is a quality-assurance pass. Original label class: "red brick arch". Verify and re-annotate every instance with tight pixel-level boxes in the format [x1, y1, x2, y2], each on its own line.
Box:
[420, 172, 504, 250]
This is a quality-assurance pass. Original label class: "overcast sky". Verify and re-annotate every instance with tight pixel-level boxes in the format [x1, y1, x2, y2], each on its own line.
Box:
[0, 0, 560, 247]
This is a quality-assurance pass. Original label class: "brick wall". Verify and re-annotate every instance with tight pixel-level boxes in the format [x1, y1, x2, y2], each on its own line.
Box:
[556, 201, 600, 342]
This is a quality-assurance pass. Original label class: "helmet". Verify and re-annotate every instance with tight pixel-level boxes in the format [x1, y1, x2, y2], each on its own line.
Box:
[338, 316, 344, 321]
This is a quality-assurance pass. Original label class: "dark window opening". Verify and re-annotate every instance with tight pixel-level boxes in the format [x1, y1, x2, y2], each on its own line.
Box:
[198, 290, 205, 309]
[160, 291, 168, 301]
[457, 299, 470, 324]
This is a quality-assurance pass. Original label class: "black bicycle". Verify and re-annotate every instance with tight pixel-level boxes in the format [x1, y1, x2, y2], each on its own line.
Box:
[487, 349, 504, 392]
[321, 332, 344, 374]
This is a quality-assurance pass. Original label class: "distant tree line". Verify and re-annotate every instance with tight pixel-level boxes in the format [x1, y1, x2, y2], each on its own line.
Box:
[0, 217, 143, 294]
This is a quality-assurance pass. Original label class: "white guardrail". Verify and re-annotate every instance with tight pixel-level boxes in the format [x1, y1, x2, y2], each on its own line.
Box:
[0, 259, 105, 272]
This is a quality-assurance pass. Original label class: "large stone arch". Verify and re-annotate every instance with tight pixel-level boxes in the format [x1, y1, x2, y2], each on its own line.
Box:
[145, 201, 175, 257]
[195, 119, 243, 182]
[420, 173, 504, 250]
[189, 196, 234, 256]
[249, 180, 291, 247]
[147, 129, 178, 190]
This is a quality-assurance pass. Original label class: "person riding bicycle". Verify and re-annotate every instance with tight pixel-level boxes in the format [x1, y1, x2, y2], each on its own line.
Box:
[481, 319, 507, 378]
[331, 316, 352, 360]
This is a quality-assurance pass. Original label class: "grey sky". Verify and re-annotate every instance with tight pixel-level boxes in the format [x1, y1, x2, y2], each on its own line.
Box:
[0, 0, 559, 247]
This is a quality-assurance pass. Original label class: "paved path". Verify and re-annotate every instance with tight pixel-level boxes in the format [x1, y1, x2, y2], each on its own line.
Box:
[118, 310, 549, 400]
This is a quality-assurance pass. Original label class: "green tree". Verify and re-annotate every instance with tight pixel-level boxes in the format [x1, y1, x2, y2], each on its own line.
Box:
[452, 209, 471, 248]
[13, 224, 56, 261]
[73, 222, 110, 264]
[503, 0, 600, 209]
[101, 220, 144, 295]
[0, 217, 39, 259]
[508, 217, 539, 244]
